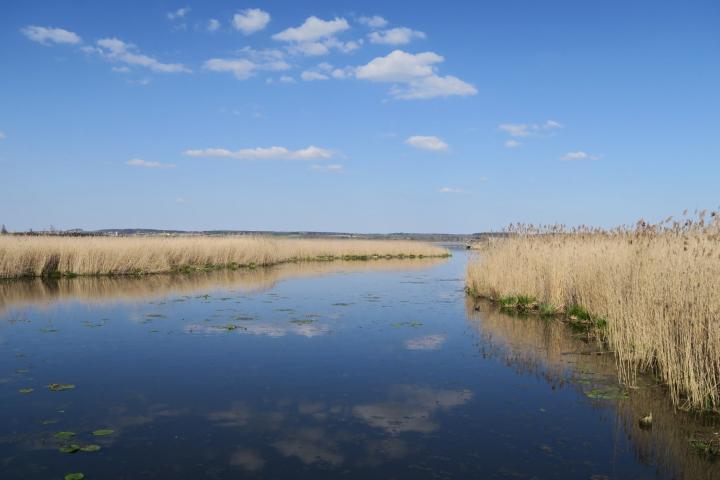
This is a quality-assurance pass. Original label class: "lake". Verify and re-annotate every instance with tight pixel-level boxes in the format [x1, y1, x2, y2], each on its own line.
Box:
[1, 247, 718, 479]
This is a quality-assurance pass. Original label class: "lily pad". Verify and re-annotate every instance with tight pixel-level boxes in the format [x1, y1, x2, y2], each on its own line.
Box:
[80, 444, 101, 452]
[391, 321, 424, 328]
[91, 429, 115, 437]
[65, 474, 84, 480]
[54, 431, 76, 439]
[49, 383, 76, 391]
[19, 388, 34, 394]
[59, 444, 81, 453]
[290, 319, 315, 325]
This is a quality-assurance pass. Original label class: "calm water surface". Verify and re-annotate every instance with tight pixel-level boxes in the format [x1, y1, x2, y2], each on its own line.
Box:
[1, 249, 718, 479]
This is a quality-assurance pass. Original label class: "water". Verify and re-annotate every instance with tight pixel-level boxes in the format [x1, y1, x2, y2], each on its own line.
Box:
[1, 249, 718, 479]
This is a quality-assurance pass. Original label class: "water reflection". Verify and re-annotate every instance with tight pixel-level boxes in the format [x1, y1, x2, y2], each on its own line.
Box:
[353, 385, 473, 434]
[0, 257, 446, 315]
[465, 298, 720, 480]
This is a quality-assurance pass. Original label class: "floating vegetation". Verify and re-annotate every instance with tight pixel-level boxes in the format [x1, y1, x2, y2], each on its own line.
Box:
[18, 387, 34, 394]
[64, 473, 84, 480]
[232, 315, 255, 321]
[54, 431, 76, 439]
[39, 327, 59, 333]
[80, 444, 101, 452]
[585, 388, 629, 400]
[391, 321, 424, 328]
[49, 383, 76, 392]
[145, 313, 166, 319]
[332, 302, 354, 307]
[91, 429, 115, 437]
[41, 419, 59, 425]
[222, 324, 244, 332]
[59, 444, 81, 454]
[689, 434, 720, 458]
[290, 319, 315, 325]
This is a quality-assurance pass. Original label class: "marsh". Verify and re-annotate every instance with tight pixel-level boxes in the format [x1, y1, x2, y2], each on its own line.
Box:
[1, 248, 718, 479]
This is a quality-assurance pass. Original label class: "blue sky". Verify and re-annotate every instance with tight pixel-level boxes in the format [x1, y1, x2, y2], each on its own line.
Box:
[1, 1, 718, 233]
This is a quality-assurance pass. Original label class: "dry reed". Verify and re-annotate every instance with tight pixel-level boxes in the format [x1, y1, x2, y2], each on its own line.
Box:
[0, 235, 448, 279]
[466, 211, 720, 412]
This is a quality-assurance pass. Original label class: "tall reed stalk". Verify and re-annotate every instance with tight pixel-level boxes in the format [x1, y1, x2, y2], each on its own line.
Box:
[466, 211, 720, 412]
[0, 235, 448, 279]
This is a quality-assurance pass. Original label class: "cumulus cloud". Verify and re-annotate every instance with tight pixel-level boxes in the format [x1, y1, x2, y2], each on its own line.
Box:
[301, 70, 329, 81]
[355, 50, 476, 100]
[405, 135, 449, 151]
[272, 16, 358, 56]
[21, 26, 81, 45]
[561, 151, 600, 161]
[183, 145, 334, 161]
[83, 38, 191, 73]
[310, 164, 344, 173]
[438, 187, 464, 194]
[167, 7, 190, 20]
[505, 139, 521, 148]
[369, 27, 426, 45]
[203, 49, 289, 80]
[207, 19, 221, 32]
[126, 158, 176, 168]
[273, 16, 348, 42]
[233, 8, 271, 35]
[358, 15, 388, 28]
[498, 120, 563, 137]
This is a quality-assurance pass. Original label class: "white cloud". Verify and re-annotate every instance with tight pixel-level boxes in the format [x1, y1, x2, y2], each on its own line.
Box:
[358, 15, 388, 28]
[439, 187, 464, 194]
[167, 7, 190, 20]
[392, 75, 476, 100]
[273, 16, 356, 56]
[561, 151, 600, 161]
[498, 120, 563, 137]
[233, 8, 270, 35]
[369, 27, 426, 45]
[405, 135, 449, 151]
[21, 26, 81, 45]
[273, 16, 348, 42]
[505, 139, 521, 148]
[203, 58, 256, 80]
[311, 163, 344, 173]
[85, 38, 191, 73]
[183, 145, 334, 161]
[355, 50, 476, 100]
[301, 70, 329, 81]
[207, 19, 221, 32]
[356, 50, 442, 82]
[279, 75, 296, 83]
[126, 158, 176, 168]
[111, 66, 130, 73]
[0, 131, 5, 140]
[203, 51, 289, 80]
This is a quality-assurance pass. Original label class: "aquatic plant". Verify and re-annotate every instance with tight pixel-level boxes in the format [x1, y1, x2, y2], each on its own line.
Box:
[466, 210, 720, 412]
[0, 236, 449, 278]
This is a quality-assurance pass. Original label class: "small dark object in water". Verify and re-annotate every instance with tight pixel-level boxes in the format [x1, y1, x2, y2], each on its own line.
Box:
[639, 413, 653, 429]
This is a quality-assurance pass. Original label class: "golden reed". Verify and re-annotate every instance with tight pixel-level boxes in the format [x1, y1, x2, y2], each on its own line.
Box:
[466, 211, 720, 412]
[0, 235, 448, 278]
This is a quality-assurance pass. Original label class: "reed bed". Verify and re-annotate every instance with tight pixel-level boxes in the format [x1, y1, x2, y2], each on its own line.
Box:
[466, 212, 720, 412]
[0, 235, 448, 279]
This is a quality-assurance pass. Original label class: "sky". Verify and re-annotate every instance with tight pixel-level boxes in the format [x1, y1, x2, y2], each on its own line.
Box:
[1, 0, 719, 233]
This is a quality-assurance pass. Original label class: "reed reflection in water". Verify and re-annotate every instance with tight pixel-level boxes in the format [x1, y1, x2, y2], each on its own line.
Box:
[465, 299, 720, 480]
